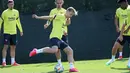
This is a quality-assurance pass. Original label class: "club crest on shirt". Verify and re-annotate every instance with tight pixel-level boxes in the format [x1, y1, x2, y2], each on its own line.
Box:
[60, 12, 64, 14]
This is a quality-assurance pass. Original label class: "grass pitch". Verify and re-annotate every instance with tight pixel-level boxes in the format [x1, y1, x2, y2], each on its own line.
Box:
[0, 59, 130, 73]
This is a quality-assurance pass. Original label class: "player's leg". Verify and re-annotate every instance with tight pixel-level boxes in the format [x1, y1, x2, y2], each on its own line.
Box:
[117, 32, 123, 59]
[106, 36, 125, 65]
[60, 41, 78, 72]
[29, 38, 60, 57]
[63, 46, 78, 72]
[29, 46, 58, 57]
[55, 49, 62, 65]
[128, 55, 130, 69]
[2, 34, 10, 66]
[10, 34, 20, 66]
[128, 52, 130, 69]
[125, 36, 130, 68]
[118, 47, 123, 59]
[55, 35, 68, 66]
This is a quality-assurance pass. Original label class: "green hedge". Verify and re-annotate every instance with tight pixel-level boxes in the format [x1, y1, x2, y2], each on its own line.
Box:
[0, 0, 125, 14]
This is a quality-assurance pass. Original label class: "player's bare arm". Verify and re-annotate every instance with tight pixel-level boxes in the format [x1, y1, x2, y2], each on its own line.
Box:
[44, 24, 49, 29]
[16, 16, 23, 36]
[118, 24, 126, 41]
[115, 15, 120, 33]
[0, 17, 3, 31]
[120, 24, 126, 35]
[32, 14, 53, 20]
[44, 19, 52, 29]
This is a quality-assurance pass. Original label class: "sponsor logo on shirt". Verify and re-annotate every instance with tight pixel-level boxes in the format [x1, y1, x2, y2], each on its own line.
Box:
[121, 14, 128, 18]
[8, 17, 15, 21]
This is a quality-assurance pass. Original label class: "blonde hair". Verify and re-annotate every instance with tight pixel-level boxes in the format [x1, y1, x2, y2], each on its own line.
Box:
[67, 7, 78, 16]
[55, 0, 64, 2]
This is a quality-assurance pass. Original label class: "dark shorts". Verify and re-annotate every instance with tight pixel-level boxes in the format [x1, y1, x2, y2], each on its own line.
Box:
[4, 34, 17, 45]
[116, 36, 130, 45]
[61, 35, 68, 44]
[49, 38, 68, 50]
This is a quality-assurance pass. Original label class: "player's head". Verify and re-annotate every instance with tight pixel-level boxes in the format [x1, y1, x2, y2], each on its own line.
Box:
[55, 0, 64, 8]
[7, 0, 14, 10]
[65, 7, 78, 18]
[117, 0, 128, 9]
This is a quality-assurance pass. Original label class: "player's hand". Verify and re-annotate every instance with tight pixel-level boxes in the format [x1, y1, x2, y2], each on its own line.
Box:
[44, 24, 49, 29]
[124, 29, 129, 34]
[66, 18, 71, 25]
[20, 32, 23, 36]
[118, 35, 123, 41]
[63, 31, 68, 36]
[116, 28, 120, 33]
[32, 14, 38, 19]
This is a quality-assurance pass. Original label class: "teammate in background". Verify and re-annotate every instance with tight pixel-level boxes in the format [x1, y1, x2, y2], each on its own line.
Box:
[106, 0, 130, 65]
[119, 21, 130, 69]
[30, 7, 78, 72]
[44, 0, 70, 67]
[115, 0, 126, 60]
[0, 0, 23, 66]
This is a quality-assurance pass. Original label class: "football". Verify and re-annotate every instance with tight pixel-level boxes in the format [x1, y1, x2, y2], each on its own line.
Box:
[54, 65, 64, 73]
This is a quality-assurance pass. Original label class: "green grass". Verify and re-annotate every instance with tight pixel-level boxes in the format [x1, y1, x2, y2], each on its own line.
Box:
[0, 59, 130, 73]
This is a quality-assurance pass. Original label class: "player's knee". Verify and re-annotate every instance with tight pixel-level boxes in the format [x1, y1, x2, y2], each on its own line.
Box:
[57, 49, 61, 53]
[10, 45, 16, 50]
[53, 48, 58, 53]
[3, 45, 9, 50]
[52, 46, 59, 53]
[64, 47, 73, 55]
[113, 42, 119, 49]
[69, 49, 73, 55]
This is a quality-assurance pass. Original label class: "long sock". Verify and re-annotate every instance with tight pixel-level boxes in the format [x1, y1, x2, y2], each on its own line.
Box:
[2, 58, 6, 63]
[69, 62, 74, 69]
[36, 49, 43, 54]
[57, 59, 62, 65]
[128, 57, 130, 66]
[11, 58, 15, 64]
[119, 52, 122, 56]
[112, 55, 115, 60]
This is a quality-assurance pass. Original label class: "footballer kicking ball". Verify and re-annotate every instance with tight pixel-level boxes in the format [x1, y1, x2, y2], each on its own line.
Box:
[54, 64, 64, 73]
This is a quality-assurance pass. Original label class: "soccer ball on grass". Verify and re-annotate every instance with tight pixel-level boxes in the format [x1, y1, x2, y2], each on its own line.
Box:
[54, 64, 64, 73]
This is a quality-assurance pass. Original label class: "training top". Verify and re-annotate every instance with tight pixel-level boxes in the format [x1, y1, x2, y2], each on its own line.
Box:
[116, 5, 130, 36]
[50, 14, 66, 40]
[49, 8, 68, 34]
[0, 9, 23, 35]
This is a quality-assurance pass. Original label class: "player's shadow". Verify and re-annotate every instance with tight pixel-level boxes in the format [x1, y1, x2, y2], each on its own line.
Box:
[111, 67, 128, 70]
[116, 58, 128, 62]
[0, 65, 12, 68]
[35, 63, 55, 67]
[47, 70, 68, 73]
[47, 64, 56, 67]
[121, 71, 130, 73]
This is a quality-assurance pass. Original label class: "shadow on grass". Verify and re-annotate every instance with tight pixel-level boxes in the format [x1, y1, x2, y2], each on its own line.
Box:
[121, 71, 130, 73]
[0, 65, 12, 68]
[111, 67, 128, 70]
[116, 58, 128, 62]
[47, 70, 69, 73]
[35, 63, 55, 67]
[47, 64, 55, 67]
